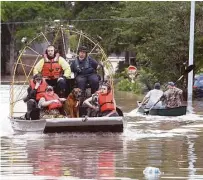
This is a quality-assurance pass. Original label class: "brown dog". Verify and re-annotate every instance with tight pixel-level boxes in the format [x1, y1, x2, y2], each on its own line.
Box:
[63, 88, 82, 118]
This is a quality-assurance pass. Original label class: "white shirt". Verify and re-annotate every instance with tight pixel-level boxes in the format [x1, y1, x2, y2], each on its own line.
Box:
[145, 89, 163, 108]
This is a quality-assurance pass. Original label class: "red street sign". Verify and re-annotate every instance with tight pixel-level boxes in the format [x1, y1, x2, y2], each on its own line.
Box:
[127, 65, 137, 73]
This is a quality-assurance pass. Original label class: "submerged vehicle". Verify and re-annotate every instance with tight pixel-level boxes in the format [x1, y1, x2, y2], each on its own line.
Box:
[9, 24, 124, 133]
[193, 74, 203, 98]
[137, 102, 187, 116]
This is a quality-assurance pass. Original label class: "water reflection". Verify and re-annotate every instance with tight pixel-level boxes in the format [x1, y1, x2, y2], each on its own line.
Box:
[1, 120, 203, 179]
[1, 134, 124, 179]
[97, 151, 115, 178]
[187, 138, 196, 177]
[1, 85, 203, 179]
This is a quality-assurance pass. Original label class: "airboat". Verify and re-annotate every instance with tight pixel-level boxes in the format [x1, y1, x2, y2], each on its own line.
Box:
[9, 23, 124, 133]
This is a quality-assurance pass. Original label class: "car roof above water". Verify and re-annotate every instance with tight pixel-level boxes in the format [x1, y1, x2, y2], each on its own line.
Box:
[195, 74, 203, 79]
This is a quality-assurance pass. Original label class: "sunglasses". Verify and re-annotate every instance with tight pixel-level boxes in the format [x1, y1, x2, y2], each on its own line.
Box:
[46, 89, 53, 92]
[35, 78, 42, 81]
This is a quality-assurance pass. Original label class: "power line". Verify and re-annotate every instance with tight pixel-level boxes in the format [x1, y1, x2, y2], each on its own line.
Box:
[1, 18, 134, 25]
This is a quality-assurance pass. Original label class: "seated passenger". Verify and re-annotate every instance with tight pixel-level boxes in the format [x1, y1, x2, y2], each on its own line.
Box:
[24, 74, 47, 120]
[38, 86, 66, 118]
[163, 82, 183, 108]
[71, 46, 100, 97]
[83, 82, 118, 117]
[140, 83, 164, 109]
[33, 45, 71, 98]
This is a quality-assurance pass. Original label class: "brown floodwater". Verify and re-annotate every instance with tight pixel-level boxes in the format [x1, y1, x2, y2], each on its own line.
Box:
[1, 85, 203, 180]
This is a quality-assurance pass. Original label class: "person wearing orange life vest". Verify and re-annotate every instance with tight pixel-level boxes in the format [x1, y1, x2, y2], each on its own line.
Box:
[24, 74, 48, 120]
[33, 45, 71, 98]
[38, 86, 66, 117]
[83, 82, 118, 117]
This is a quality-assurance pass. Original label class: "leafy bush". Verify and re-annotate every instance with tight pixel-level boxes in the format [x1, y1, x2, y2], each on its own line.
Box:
[113, 68, 129, 79]
[116, 78, 142, 94]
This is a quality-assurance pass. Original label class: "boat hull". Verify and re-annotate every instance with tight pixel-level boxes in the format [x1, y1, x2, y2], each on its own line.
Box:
[137, 102, 187, 116]
[10, 118, 46, 133]
[10, 116, 124, 133]
[45, 117, 123, 133]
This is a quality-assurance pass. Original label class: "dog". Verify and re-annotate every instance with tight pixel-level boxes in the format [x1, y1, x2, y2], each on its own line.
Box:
[86, 93, 100, 117]
[63, 88, 82, 118]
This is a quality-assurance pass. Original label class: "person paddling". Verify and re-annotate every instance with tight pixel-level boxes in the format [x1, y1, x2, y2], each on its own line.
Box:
[140, 83, 163, 109]
[162, 82, 183, 108]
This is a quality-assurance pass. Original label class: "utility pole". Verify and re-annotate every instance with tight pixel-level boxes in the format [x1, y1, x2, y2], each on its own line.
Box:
[187, 1, 195, 112]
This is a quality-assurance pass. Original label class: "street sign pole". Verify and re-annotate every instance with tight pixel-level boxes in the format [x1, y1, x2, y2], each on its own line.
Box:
[187, 1, 195, 112]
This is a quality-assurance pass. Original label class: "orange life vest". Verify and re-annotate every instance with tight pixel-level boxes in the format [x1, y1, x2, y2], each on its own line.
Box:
[41, 54, 63, 79]
[98, 91, 115, 112]
[43, 93, 62, 110]
[30, 78, 47, 101]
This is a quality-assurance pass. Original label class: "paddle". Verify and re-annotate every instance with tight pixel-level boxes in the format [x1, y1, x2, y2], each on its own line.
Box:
[144, 97, 163, 115]
[144, 64, 195, 115]
[116, 107, 123, 116]
[135, 98, 149, 114]
[175, 64, 195, 84]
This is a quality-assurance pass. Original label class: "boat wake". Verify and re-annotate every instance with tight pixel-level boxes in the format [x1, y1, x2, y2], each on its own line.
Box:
[127, 108, 203, 120]
[0, 95, 14, 137]
[123, 108, 203, 141]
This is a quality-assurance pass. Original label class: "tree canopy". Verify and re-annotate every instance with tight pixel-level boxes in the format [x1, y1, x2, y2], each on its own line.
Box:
[1, 1, 203, 87]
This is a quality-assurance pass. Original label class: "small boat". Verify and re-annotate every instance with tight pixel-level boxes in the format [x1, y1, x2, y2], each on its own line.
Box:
[9, 26, 124, 133]
[10, 115, 124, 133]
[137, 101, 187, 116]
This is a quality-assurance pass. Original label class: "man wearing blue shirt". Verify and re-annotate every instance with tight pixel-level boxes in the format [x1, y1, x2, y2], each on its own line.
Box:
[71, 46, 100, 96]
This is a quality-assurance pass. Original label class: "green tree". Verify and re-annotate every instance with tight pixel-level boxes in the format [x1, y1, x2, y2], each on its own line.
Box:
[1, 1, 73, 74]
[1, 1, 203, 84]
[71, 1, 125, 54]
[119, 2, 203, 87]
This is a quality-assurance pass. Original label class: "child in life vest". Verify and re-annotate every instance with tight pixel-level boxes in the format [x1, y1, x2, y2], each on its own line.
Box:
[83, 82, 118, 117]
[38, 86, 66, 118]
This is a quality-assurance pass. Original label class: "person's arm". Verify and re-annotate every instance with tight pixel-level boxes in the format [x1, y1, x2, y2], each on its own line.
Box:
[159, 90, 165, 101]
[28, 81, 43, 99]
[27, 86, 37, 99]
[29, 89, 37, 99]
[113, 98, 117, 109]
[140, 92, 150, 105]
[97, 62, 103, 70]
[83, 96, 93, 108]
[161, 90, 168, 103]
[58, 57, 71, 78]
[33, 59, 44, 75]
[177, 88, 183, 94]
[89, 57, 99, 70]
[176, 88, 183, 102]
[58, 98, 66, 102]
[140, 97, 149, 106]
[70, 60, 76, 72]
[23, 86, 35, 102]
[39, 97, 59, 108]
[83, 96, 98, 110]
